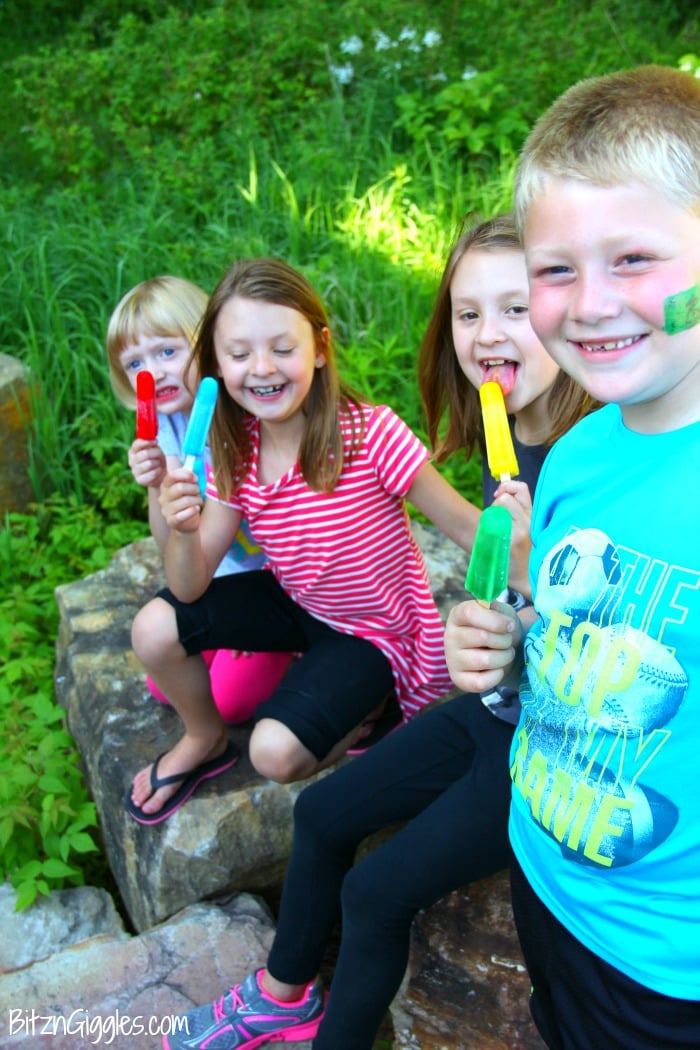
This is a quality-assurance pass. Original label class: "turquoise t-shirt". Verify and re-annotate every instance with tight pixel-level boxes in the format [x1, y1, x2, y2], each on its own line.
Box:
[509, 403, 700, 999]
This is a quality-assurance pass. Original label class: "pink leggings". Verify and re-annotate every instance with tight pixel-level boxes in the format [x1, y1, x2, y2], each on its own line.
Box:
[147, 648, 293, 724]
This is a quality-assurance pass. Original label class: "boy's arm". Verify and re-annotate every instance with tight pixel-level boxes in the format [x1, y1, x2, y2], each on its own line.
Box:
[444, 598, 537, 694]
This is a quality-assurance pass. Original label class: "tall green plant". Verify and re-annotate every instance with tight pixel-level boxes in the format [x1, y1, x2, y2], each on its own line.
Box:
[0, 501, 146, 909]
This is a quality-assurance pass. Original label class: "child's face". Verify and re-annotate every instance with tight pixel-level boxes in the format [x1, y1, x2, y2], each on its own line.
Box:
[213, 296, 326, 431]
[119, 333, 194, 415]
[525, 177, 700, 433]
[450, 247, 560, 428]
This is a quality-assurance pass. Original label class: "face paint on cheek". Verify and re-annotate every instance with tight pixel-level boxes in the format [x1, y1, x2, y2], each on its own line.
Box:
[663, 284, 700, 334]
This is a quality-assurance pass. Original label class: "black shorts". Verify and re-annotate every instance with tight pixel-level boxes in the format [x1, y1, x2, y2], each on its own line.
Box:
[510, 854, 700, 1049]
[157, 570, 395, 760]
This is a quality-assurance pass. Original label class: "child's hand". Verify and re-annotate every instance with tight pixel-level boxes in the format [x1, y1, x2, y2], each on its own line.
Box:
[444, 598, 521, 694]
[492, 479, 532, 598]
[159, 468, 204, 531]
[128, 439, 167, 489]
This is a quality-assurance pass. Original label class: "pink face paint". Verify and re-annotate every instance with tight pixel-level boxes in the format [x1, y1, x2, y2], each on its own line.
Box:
[663, 285, 700, 335]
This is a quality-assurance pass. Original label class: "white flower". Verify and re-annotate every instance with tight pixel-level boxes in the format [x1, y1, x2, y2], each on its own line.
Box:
[462, 65, 478, 80]
[399, 26, 416, 43]
[422, 29, 442, 48]
[373, 30, 392, 51]
[340, 35, 363, 56]
[329, 62, 355, 85]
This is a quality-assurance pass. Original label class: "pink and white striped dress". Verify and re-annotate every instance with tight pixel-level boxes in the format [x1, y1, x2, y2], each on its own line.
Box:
[207, 403, 453, 720]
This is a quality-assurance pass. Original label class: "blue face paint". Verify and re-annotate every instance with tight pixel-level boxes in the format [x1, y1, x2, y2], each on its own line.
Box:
[663, 285, 700, 334]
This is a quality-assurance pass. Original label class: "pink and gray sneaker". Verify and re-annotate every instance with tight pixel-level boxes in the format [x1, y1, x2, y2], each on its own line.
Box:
[163, 969, 326, 1049]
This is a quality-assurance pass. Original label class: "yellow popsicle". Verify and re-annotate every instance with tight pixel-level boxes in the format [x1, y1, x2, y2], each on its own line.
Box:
[479, 381, 519, 480]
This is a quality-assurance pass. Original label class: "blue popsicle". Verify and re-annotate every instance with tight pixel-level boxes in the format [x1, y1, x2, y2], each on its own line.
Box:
[182, 376, 218, 472]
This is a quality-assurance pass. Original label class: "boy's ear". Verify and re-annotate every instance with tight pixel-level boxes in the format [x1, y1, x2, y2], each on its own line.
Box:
[315, 325, 330, 367]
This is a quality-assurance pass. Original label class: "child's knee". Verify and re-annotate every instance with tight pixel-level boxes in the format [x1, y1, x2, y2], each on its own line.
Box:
[249, 718, 314, 783]
[131, 597, 180, 666]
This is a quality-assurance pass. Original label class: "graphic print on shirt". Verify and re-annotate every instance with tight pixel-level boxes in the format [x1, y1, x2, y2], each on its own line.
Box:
[510, 527, 700, 869]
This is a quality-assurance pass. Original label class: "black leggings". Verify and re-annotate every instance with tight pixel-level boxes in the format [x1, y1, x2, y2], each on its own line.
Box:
[158, 570, 395, 759]
[267, 692, 515, 1050]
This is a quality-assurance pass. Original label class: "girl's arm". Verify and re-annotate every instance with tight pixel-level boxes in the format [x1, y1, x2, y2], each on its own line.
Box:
[127, 439, 178, 550]
[406, 461, 481, 551]
[146, 453, 183, 550]
[159, 467, 243, 602]
[407, 462, 532, 596]
[491, 479, 533, 598]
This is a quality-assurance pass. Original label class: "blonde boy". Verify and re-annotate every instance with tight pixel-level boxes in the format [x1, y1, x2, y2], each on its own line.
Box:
[445, 66, 700, 1047]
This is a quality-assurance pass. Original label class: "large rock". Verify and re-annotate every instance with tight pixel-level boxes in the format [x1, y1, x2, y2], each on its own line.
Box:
[52, 522, 543, 1048]
[53, 525, 465, 933]
[0, 883, 126, 974]
[0, 353, 34, 515]
[0, 891, 289, 1050]
[392, 874, 545, 1049]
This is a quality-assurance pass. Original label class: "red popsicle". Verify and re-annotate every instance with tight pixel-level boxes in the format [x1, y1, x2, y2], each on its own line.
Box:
[135, 370, 158, 440]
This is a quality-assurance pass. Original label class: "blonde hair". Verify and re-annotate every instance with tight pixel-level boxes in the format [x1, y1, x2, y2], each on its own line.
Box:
[106, 276, 207, 407]
[515, 65, 700, 230]
[194, 257, 365, 498]
[418, 214, 596, 463]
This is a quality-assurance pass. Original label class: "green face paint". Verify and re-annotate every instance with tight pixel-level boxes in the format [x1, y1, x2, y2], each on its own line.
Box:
[663, 285, 700, 335]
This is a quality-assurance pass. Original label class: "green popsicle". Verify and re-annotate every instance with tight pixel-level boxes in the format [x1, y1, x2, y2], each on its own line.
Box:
[465, 504, 512, 606]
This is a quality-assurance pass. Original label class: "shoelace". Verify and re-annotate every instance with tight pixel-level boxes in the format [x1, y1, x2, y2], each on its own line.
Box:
[213, 983, 246, 1024]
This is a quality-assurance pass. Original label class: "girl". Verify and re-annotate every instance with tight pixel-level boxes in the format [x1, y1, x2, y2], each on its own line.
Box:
[163, 217, 596, 1050]
[127, 257, 485, 824]
[106, 276, 292, 724]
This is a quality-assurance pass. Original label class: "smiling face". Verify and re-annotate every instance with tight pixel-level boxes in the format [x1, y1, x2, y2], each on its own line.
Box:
[213, 296, 327, 434]
[525, 177, 700, 434]
[118, 333, 195, 415]
[450, 247, 560, 441]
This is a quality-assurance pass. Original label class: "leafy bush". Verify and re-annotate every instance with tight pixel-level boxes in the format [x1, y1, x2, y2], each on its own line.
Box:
[5, 0, 692, 194]
[0, 501, 146, 908]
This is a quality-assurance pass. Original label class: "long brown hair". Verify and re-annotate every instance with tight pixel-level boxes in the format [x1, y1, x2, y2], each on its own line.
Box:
[418, 214, 596, 464]
[193, 257, 365, 498]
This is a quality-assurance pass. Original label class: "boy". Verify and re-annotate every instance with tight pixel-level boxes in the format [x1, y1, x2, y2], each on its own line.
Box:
[445, 65, 700, 1049]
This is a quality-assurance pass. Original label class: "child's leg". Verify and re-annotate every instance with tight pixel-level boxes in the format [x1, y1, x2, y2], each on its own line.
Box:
[510, 856, 700, 1049]
[267, 695, 514, 1050]
[312, 700, 513, 1050]
[248, 632, 396, 783]
[208, 649, 293, 722]
[147, 647, 293, 722]
[129, 597, 229, 817]
[131, 571, 313, 814]
[146, 650, 216, 706]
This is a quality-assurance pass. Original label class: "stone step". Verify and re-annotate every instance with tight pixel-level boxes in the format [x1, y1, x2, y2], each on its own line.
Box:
[0, 888, 286, 1050]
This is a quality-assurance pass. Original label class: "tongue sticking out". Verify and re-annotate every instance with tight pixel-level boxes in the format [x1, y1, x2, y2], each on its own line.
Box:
[484, 362, 517, 397]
